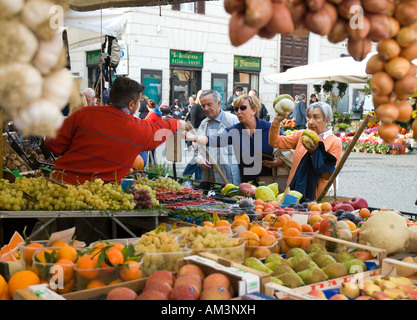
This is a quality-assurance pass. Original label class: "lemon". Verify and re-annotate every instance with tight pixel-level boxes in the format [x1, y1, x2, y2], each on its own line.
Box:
[221, 184, 236, 195]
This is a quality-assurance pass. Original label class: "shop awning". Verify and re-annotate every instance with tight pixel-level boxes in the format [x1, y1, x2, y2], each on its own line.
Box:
[263, 52, 378, 85]
[69, 0, 205, 11]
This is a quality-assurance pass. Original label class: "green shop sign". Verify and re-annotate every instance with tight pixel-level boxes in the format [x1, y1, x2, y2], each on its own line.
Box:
[234, 56, 261, 71]
[86, 50, 101, 66]
[170, 50, 203, 67]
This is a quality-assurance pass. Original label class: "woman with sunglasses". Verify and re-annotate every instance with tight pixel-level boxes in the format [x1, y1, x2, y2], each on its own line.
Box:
[269, 101, 342, 201]
[184, 94, 284, 184]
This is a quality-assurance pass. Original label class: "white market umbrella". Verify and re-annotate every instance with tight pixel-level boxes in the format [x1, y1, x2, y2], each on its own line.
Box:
[64, 8, 128, 37]
[263, 52, 378, 85]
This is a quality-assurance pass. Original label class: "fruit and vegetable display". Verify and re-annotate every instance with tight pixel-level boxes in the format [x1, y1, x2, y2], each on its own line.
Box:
[226, 0, 417, 142]
[0, 0, 75, 138]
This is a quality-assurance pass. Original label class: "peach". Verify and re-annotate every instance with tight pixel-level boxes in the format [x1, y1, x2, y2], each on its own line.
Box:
[259, 234, 276, 246]
[136, 290, 168, 300]
[174, 273, 203, 293]
[170, 283, 200, 300]
[251, 247, 272, 259]
[200, 286, 233, 300]
[143, 280, 173, 299]
[203, 273, 232, 292]
[321, 213, 337, 221]
[146, 270, 175, 287]
[106, 287, 138, 300]
[176, 264, 205, 280]
[308, 289, 327, 300]
[238, 230, 260, 246]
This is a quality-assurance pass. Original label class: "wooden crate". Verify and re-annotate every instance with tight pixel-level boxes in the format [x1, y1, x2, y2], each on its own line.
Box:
[264, 233, 386, 300]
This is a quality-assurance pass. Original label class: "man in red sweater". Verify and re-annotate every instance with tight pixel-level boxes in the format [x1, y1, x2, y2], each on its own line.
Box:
[45, 76, 189, 185]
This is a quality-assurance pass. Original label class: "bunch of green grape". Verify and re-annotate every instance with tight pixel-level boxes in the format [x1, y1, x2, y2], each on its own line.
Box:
[183, 225, 244, 263]
[0, 179, 27, 211]
[133, 231, 186, 276]
[0, 176, 135, 211]
[135, 176, 183, 191]
[133, 183, 159, 207]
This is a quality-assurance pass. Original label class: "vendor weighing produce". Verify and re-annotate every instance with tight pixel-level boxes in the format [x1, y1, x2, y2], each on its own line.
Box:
[45, 76, 190, 185]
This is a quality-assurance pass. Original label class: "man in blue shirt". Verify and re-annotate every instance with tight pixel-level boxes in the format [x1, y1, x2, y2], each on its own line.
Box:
[294, 93, 307, 130]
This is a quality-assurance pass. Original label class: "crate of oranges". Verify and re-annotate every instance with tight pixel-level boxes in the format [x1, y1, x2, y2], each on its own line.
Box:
[73, 242, 143, 291]
[19, 239, 86, 269]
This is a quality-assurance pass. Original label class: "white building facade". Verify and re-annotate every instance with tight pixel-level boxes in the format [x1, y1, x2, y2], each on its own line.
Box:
[67, 1, 367, 116]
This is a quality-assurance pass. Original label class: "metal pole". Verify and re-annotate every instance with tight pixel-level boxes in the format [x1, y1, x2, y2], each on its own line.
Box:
[316, 113, 372, 202]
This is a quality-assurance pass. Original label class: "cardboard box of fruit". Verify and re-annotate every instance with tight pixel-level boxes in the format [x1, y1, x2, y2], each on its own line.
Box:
[250, 234, 386, 300]
[276, 257, 417, 300]
[14, 253, 270, 300]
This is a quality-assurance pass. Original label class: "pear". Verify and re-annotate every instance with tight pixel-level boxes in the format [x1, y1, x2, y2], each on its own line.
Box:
[339, 282, 360, 299]
[383, 288, 406, 300]
[387, 276, 414, 286]
[379, 280, 398, 290]
[363, 284, 381, 296]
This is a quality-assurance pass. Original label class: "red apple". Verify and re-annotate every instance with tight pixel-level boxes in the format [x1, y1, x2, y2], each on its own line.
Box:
[348, 197, 368, 210]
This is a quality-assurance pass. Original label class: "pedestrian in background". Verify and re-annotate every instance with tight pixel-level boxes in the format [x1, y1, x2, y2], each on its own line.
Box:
[249, 89, 270, 122]
[226, 85, 243, 113]
[309, 93, 318, 105]
[294, 93, 307, 130]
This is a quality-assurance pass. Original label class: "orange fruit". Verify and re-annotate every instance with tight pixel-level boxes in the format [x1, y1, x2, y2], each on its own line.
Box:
[301, 224, 314, 233]
[344, 220, 357, 231]
[112, 243, 125, 252]
[86, 279, 106, 290]
[300, 237, 313, 251]
[132, 154, 144, 170]
[215, 219, 230, 228]
[93, 242, 107, 250]
[23, 242, 44, 265]
[231, 219, 248, 230]
[120, 260, 142, 281]
[57, 245, 78, 263]
[249, 225, 268, 238]
[282, 213, 292, 221]
[34, 249, 54, 263]
[321, 213, 337, 221]
[259, 234, 276, 246]
[282, 220, 302, 233]
[282, 227, 302, 247]
[76, 254, 99, 280]
[320, 202, 333, 212]
[359, 208, 371, 219]
[8, 270, 40, 298]
[106, 247, 124, 266]
[57, 279, 75, 294]
[108, 278, 123, 286]
[53, 259, 75, 283]
[202, 221, 214, 227]
[51, 240, 69, 248]
[0, 275, 7, 298]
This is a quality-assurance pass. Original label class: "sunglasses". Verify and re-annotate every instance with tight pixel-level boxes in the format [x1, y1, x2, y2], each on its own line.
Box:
[234, 105, 248, 111]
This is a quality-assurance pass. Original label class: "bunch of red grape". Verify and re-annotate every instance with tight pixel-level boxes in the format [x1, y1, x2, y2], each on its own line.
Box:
[130, 188, 153, 209]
